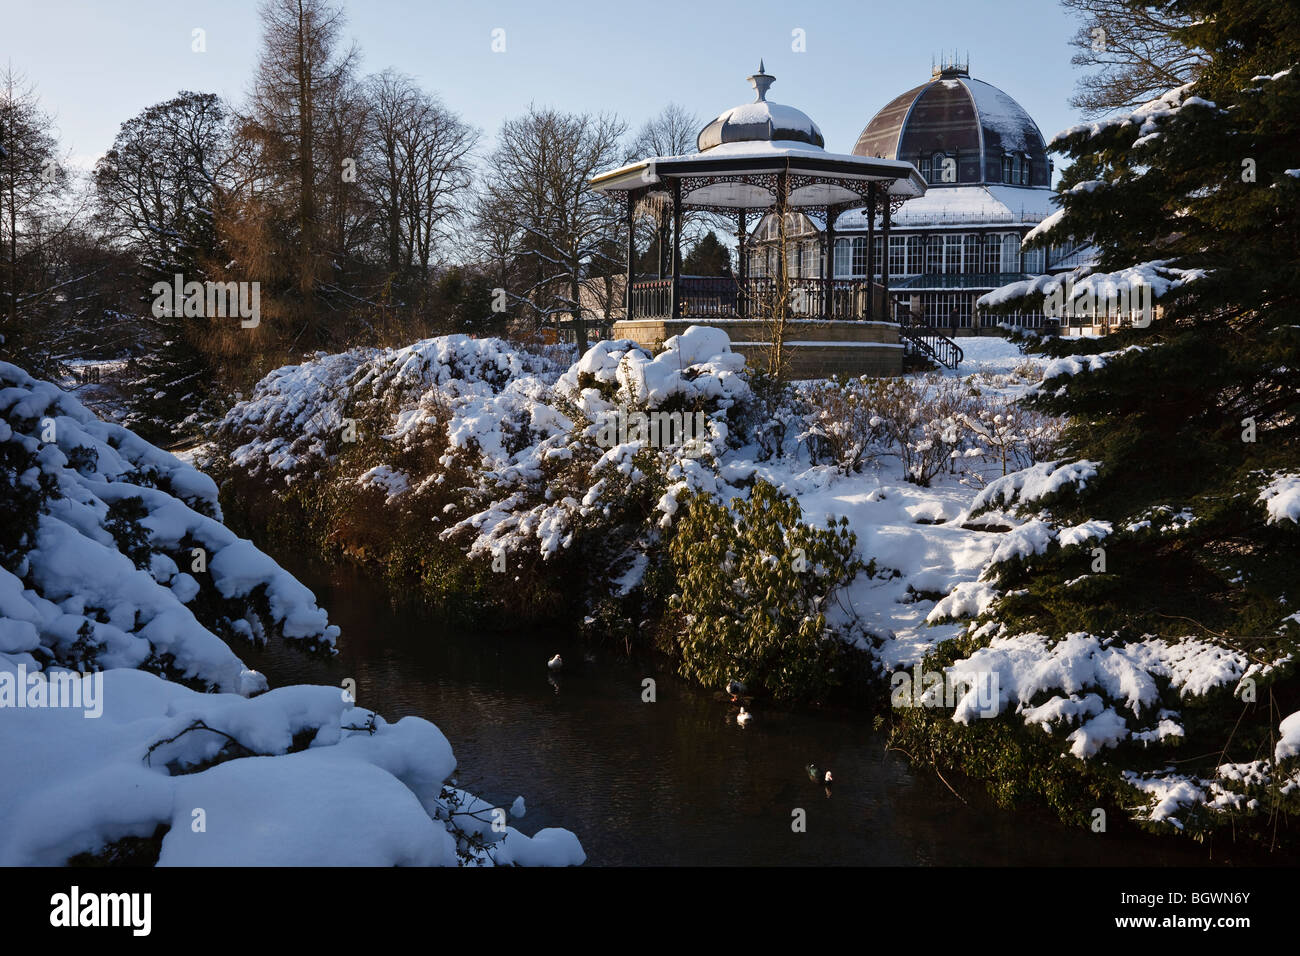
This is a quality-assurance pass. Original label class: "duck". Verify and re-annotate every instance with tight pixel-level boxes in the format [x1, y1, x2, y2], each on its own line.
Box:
[547, 654, 563, 671]
[726, 679, 747, 701]
[806, 764, 833, 786]
[736, 708, 752, 726]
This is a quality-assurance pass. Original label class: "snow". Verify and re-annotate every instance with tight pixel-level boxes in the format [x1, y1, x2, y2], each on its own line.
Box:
[1, 363, 584, 867]
[1051, 83, 1217, 150]
[0, 361, 340, 691]
[710, 99, 823, 143]
[1259, 473, 1300, 524]
[836, 184, 1057, 230]
[1278, 711, 1300, 762]
[962, 77, 1045, 153]
[978, 261, 1204, 315]
[972, 460, 1099, 513]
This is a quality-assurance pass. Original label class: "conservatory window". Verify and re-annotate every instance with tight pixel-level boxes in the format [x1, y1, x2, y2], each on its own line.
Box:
[1020, 155, 1030, 185]
[889, 235, 906, 276]
[852, 237, 867, 277]
[982, 234, 1001, 273]
[944, 234, 963, 274]
[925, 235, 943, 273]
[964, 234, 979, 274]
[907, 235, 925, 275]
[1002, 154, 1013, 183]
[919, 155, 931, 182]
[872, 236, 883, 278]
[931, 152, 951, 183]
[1001, 234, 1021, 272]
[834, 238, 851, 277]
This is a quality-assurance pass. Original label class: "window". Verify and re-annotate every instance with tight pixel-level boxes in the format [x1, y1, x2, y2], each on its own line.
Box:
[1011, 155, 1021, 185]
[907, 236, 925, 275]
[749, 250, 765, 278]
[932, 152, 951, 183]
[872, 236, 883, 278]
[964, 234, 979, 274]
[919, 155, 931, 182]
[852, 237, 867, 277]
[944, 234, 963, 274]
[926, 235, 943, 273]
[982, 234, 1001, 273]
[1020, 155, 1030, 185]
[1002, 154, 1013, 184]
[834, 238, 851, 277]
[889, 235, 906, 276]
[920, 292, 973, 328]
[1022, 246, 1045, 274]
[1001, 234, 1020, 272]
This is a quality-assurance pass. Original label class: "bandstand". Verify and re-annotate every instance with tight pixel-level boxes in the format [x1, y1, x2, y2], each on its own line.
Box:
[590, 64, 939, 378]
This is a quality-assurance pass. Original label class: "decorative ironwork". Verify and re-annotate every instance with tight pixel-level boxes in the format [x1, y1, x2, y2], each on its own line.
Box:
[897, 312, 964, 370]
[628, 276, 884, 322]
[676, 171, 783, 209]
[784, 172, 882, 204]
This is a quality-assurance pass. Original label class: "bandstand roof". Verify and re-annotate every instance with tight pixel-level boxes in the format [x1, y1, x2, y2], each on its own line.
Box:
[590, 65, 927, 210]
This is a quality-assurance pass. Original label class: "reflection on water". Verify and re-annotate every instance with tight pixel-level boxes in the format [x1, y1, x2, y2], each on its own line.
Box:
[244, 558, 1217, 867]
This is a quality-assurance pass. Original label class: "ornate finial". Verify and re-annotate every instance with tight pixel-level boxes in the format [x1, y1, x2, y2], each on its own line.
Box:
[931, 50, 970, 78]
[748, 61, 774, 102]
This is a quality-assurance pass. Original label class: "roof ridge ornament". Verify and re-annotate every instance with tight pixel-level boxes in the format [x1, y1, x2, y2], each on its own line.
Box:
[748, 61, 774, 102]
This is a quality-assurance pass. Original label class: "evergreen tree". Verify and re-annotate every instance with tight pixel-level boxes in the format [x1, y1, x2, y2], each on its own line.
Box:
[958, 0, 1300, 842]
[682, 230, 732, 277]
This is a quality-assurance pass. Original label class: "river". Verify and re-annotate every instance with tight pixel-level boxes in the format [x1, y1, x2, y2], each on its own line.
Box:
[245, 557, 1218, 866]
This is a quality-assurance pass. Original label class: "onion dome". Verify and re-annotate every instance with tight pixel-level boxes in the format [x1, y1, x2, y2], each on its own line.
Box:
[697, 62, 825, 152]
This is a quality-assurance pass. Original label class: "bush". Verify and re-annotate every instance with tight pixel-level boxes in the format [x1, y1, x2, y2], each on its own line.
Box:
[667, 480, 866, 702]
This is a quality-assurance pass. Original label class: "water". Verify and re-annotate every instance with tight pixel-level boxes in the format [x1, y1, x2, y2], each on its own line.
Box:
[245, 558, 1218, 866]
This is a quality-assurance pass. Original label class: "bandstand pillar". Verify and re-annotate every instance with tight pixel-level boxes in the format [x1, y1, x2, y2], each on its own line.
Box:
[865, 184, 876, 321]
[737, 209, 748, 319]
[669, 179, 682, 319]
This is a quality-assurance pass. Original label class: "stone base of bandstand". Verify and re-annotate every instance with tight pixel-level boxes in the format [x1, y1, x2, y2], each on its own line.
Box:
[611, 318, 904, 379]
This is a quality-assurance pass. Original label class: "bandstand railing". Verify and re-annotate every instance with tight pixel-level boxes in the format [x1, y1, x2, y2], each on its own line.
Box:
[627, 276, 885, 322]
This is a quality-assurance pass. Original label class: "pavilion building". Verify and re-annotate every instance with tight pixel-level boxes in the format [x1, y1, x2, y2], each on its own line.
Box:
[748, 58, 1076, 337]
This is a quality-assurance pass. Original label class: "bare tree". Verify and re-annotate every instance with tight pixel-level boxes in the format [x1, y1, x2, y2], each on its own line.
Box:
[0, 66, 86, 374]
[1062, 0, 1209, 115]
[363, 70, 477, 309]
[479, 106, 626, 351]
[628, 102, 699, 158]
[244, 0, 359, 298]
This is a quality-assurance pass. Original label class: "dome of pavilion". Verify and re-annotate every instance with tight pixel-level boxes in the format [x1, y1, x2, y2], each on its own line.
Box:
[851, 62, 1049, 188]
[696, 62, 825, 152]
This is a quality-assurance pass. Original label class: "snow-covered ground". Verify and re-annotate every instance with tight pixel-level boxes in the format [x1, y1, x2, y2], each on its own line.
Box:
[0, 360, 584, 866]
[942, 335, 1038, 377]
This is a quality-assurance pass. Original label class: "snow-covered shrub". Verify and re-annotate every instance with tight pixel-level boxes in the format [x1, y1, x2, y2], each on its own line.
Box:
[206, 328, 756, 624]
[798, 376, 890, 475]
[867, 375, 979, 487]
[0, 361, 337, 690]
[0, 361, 584, 866]
[959, 399, 1064, 480]
[667, 480, 866, 702]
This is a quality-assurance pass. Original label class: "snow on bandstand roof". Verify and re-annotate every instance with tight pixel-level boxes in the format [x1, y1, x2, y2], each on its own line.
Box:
[590, 65, 927, 207]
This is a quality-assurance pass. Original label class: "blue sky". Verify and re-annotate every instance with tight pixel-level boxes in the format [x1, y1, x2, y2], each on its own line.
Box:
[4, 0, 1082, 171]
